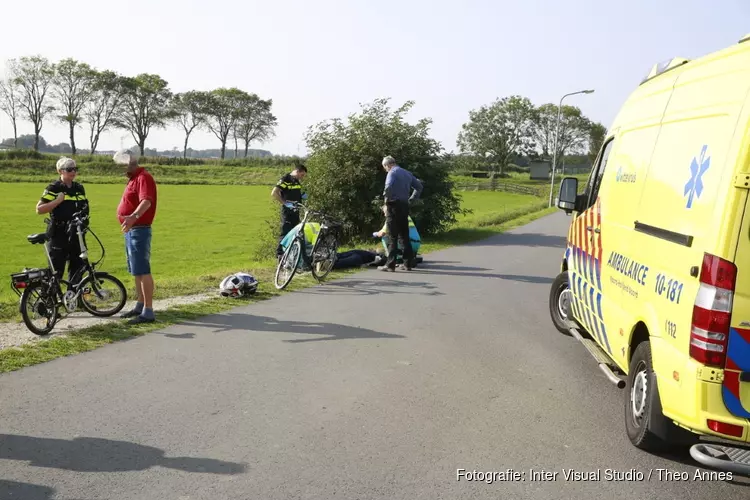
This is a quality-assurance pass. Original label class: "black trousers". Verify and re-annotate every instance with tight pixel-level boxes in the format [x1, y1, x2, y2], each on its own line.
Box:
[276, 207, 300, 256]
[385, 200, 415, 268]
[48, 224, 85, 285]
[333, 250, 378, 270]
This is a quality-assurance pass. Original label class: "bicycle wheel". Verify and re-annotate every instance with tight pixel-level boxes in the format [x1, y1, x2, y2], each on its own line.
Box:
[20, 282, 58, 336]
[311, 232, 338, 282]
[80, 272, 127, 317]
[275, 239, 302, 290]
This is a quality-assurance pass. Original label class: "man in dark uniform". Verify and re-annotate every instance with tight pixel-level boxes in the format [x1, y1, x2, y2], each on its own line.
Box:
[35, 157, 90, 283]
[271, 164, 307, 258]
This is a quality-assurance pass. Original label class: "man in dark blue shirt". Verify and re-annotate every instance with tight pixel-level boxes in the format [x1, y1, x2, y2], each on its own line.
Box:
[380, 155, 423, 271]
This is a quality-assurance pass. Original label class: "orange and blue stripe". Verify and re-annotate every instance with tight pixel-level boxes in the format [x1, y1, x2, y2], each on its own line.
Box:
[722, 327, 750, 418]
[566, 198, 612, 354]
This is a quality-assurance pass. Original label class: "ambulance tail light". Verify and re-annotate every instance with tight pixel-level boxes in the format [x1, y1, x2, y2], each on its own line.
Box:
[689, 254, 737, 368]
[707, 419, 744, 438]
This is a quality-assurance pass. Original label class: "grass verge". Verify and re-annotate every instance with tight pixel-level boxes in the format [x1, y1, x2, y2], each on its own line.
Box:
[0, 203, 557, 374]
[0, 267, 339, 373]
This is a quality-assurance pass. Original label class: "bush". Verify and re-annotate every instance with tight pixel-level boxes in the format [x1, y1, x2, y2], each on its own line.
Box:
[251, 201, 283, 262]
[302, 98, 464, 242]
[0, 149, 45, 160]
[505, 164, 529, 174]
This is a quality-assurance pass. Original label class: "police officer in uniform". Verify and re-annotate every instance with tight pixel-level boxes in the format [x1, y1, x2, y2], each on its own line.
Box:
[271, 164, 307, 258]
[36, 157, 90, 283]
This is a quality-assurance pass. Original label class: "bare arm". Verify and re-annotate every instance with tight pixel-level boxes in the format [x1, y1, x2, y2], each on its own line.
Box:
[271, 186, 285, 205]
[120, 200, 152, 232]
[36, 193, 65, 215]
[132, 199, 151, 218]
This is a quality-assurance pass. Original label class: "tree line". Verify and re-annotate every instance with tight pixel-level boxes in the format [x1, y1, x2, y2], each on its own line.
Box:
[0, 134, 273, 159]
[0, 56, 278, 159]
[456, 95, 607, 176]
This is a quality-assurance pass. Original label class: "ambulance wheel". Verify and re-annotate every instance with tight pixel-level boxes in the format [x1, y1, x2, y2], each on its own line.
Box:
[625, 342, 667, 451]
[549, 271, 573, 336]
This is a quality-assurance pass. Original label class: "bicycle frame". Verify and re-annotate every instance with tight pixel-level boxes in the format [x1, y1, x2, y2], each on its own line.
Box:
[285, 203, 340, 268]
[275, 202, 341, 288]
[11, 212, 107, 311]
[60, 215, 107, 292]
[293, 205, 316, 268]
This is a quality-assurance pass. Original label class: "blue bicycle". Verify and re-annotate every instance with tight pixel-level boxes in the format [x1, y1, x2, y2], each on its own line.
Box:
[274, 202, 341, 290]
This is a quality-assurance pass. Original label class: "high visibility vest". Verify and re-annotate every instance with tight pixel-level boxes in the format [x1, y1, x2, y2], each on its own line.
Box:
[281, 222, 321, 252]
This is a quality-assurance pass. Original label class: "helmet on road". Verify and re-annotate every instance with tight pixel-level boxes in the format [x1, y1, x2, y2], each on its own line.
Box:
[219, 272, 259, 297]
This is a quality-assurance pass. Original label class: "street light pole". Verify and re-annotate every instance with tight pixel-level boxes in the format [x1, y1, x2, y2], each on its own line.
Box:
[548, 89, 595, 207]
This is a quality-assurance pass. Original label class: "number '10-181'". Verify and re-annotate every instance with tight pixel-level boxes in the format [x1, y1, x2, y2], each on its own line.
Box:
[655, 274, 683, 303]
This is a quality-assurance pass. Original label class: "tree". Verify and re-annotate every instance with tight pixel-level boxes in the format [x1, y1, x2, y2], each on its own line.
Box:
[0, 77, 21, 148]
[531, 103, 592, 162]
[113, 73, 173, 155]
[303, 98, 463, 241]
[588, 122, 607, 162]
[9, 56, 56, 151]
[1, 133, 49, 150]
[457, 95, 536, 177]
[84, 70, 125, 154]
[234, 94, 277, 158]
[171, 90, 209, 158]
[53, 58, 96, 155]
[204, 88, 246, 159]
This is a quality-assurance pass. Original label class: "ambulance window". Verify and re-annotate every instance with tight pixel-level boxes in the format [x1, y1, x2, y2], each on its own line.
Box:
[588, 139, 614, 206]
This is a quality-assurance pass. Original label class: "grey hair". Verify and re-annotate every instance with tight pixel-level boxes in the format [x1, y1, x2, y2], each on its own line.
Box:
[56, 157, 76, 171]
[113, 149, 139, 166]
[382, 156, 396, 167]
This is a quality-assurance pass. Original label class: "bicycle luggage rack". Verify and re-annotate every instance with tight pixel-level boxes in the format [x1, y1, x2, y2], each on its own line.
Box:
[10, 268, 50, 297]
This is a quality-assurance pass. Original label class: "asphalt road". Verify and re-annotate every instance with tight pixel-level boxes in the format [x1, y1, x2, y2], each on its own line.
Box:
[1, 212, 749, 500]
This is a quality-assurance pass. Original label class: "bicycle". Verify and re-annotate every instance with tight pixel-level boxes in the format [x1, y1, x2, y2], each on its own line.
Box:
[274, 202, 342, 290]
[10, 211, 128, 335]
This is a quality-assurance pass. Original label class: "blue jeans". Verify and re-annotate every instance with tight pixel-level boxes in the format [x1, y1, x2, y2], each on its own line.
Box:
[125, 226, 152, 276]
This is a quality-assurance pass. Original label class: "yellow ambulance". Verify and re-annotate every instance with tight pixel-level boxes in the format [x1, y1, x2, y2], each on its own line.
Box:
[550, 34, 750, 475]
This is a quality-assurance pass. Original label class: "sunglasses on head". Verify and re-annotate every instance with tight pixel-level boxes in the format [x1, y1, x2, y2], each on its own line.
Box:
[62, 167, 78, 173]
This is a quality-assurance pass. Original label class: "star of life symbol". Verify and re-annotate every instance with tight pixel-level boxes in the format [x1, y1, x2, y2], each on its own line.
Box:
[684, 145, 710, 209]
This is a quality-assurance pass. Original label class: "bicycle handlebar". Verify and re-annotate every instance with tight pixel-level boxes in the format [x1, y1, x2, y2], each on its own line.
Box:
[285, 202, 343, 227]
[44, 210, 89, 230]
[67, 211, 90, 230]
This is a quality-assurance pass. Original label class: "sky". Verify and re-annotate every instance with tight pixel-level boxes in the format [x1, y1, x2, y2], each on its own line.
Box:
[0, 0, 748, 156]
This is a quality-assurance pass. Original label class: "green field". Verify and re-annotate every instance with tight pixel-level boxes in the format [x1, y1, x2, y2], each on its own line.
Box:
[0, 182, 543, 320]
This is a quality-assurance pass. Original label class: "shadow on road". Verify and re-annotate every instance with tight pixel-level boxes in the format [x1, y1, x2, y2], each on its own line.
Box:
[413, 263, 554, 284]
[164, 332, 196, 339]
[299, 278, 443, 297]
[0, 434, 247, 474]
[0, 481, 57, 500]
[174, 314, 405, 343]
[464, 232, 568, 249]
[416, 264, 490, 272]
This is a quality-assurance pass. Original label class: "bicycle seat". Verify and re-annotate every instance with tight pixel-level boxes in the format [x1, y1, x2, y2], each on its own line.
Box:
[27, 233, 50, 244]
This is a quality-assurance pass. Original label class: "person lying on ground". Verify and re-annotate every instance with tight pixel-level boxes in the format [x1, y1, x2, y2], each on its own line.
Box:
[333, 249, 386, 270]
[277, 223, 387, 271]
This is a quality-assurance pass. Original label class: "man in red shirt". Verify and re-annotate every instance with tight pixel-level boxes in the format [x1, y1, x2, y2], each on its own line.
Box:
[114, 150, 158, 324]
